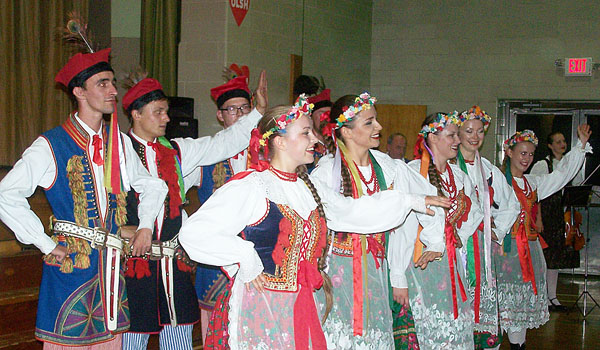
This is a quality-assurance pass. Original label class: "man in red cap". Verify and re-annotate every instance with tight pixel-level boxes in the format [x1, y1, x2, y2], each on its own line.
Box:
[306, 89, 332, 172]
[0, 49, 168, 348]
[118, 70, 267, 349]
[194, 71, 260, 341]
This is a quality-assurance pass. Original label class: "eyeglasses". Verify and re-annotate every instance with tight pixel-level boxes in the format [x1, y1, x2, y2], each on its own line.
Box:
[219, 104, 251, 116]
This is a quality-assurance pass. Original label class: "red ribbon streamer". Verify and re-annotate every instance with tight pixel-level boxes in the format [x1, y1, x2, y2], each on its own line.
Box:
[515, 223, 537, 294]
[445, 221, 467, 319]
[352, 234, 364, 336]
[366, 236, 385, 269]
[512, 178, 538, 295]
[293, 260, 326, 350]
[108, 106, 121, 194]
[148, 141, 182, 219]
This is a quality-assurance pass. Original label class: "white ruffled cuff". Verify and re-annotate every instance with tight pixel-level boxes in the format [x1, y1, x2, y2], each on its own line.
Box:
[237, 250, 264, 283]
[390, 270, 408, 289]
[424, 241, 445, 254]
[409, 194, 427, 214]
[575, 140, 593, 154]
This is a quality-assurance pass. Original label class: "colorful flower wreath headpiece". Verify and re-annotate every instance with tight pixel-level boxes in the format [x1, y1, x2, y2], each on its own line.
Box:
[334, 92, 377, 129]
[259, 94, 314, 147]
[419, 111, 460, 137]
[458, 105, 492, 131]
[503, 129, 538, 150]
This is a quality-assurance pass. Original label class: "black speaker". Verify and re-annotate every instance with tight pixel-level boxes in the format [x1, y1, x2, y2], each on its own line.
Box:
[168, 96, 194, 119]
[166, 117, 198, 139]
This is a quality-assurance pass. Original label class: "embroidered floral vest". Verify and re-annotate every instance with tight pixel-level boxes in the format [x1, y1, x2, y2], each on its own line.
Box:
[242, 201, 327, 292]
[43, 116, 127, 233]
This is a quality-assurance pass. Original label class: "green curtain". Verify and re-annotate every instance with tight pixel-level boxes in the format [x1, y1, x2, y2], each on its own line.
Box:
[0, 0, 88, 166]
[141, 0, 181, 96]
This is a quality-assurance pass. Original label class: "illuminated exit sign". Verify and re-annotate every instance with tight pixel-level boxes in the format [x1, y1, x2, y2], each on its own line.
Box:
[565, 57, 592, 76]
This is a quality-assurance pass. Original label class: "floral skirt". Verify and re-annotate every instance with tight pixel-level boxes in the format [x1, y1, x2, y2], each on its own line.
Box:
[463, 233, 502, 349]
[493, 238, 549, 333]
[407, 248, 475, 350]
[316, 254, 394, 350]
[230, 284, 301, 349]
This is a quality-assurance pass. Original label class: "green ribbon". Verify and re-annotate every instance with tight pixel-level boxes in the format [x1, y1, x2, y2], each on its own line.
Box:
[456, 149, 476, 287]
[157, 136, 186, 203]
[502, 158, 513, 253]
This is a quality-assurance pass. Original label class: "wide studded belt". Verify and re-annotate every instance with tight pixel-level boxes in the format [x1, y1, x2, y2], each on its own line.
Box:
[52, 219, 122, 331]
[52, 219, 124, 251]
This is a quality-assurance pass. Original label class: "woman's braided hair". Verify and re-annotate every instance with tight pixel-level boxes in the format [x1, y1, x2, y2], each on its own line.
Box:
[259, 106, 333, 323]
[320, 95, 360, 246]
[421, 113, 445, 196]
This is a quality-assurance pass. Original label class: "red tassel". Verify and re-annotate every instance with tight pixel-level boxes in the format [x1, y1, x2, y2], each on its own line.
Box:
[125, 258, 151, 279]
[136, 260, 151, 279]
[177, 259, 193, 273]
[125, 259, 136, 278]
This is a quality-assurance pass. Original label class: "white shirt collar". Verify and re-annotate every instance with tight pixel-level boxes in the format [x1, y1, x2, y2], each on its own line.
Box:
[74, 113, 103, 138]
[129, 130, 156, 146]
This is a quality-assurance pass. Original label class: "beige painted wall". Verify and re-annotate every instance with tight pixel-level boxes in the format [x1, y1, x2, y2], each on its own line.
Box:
[370, 0, 600, 160]
[302, 0, 372, 101]
[111, 0, 142, 129]
[179, 0, 373, 136]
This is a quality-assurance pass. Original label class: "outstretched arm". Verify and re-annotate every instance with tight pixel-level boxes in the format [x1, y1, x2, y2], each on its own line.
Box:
[179, 175, 266, 283]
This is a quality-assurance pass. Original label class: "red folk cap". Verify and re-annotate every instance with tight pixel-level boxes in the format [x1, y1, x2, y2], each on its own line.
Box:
[122, 78, 164, 111]
[307, 89, 331, 105]
[55, 48, 112, 87]
[210, 76, 251, 101]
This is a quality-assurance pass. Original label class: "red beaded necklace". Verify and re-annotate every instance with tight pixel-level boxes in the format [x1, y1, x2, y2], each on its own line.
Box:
[269, 166, 298, 182]
[439, 164, 457, 199]
[355, 160, 379, 195]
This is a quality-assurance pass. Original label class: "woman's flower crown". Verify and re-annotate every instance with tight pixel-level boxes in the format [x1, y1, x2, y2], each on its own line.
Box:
[419, 111, 460, 136]
[259, 94, 314, 146]
[334, 92, 377, 129]
[503, 129, 538, 150]
[458, 105, 491, 131]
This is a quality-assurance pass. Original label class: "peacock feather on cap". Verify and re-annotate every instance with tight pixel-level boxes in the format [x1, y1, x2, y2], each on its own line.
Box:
[61, 11, 96, 53]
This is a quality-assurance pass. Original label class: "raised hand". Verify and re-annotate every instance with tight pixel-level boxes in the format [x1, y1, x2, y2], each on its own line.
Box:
[577, 124, 591, 147]
[254, 70, 268, 115]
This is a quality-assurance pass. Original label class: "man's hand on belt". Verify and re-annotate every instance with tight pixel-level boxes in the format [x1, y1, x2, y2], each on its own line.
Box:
[119, 225, 137, 240]
[130, 228, 152, 256]
[50, 245, 68, 263]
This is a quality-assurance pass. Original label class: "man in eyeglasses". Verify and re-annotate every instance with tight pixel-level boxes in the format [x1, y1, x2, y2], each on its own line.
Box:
[194, 73, 256, 342]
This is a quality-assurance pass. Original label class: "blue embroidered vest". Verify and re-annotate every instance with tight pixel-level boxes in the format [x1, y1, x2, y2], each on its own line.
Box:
[35, 116, 128, 345]
[242, 201, 327, 292]
[197, 159, 234, 203]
